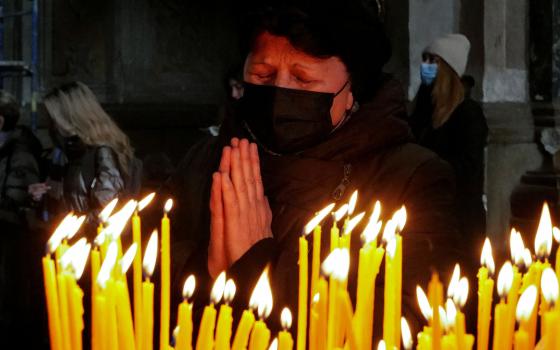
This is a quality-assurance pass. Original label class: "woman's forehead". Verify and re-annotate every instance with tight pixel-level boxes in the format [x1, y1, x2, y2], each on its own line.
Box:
[248, 32, 339, 69]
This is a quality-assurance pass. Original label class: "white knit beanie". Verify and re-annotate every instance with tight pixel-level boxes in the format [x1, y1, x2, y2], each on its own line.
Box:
[424, 34, 471, 77]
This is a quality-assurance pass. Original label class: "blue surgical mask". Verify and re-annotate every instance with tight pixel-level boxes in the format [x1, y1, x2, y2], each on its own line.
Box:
[420, 63, 438, 85]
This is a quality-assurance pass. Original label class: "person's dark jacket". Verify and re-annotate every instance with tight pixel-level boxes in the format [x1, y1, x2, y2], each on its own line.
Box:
[167, 76, 463, 338]
[409, 85, 488, 256]
[0, 126, 41, 225]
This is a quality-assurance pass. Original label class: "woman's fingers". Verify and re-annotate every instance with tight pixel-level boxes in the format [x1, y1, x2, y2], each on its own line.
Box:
[231, 137, 240, 148]
[239, 139, 260, 229]
[219, 146, 232, 173]
[250, 143, 264, 200]
[230, 147, 254, 231]
[221, 172, 246, 262]
[209, 172, 227, 277]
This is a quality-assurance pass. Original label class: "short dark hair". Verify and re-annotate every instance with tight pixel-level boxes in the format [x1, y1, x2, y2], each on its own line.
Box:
[0, 90, 20, 131]
[240, 2, 391, 103]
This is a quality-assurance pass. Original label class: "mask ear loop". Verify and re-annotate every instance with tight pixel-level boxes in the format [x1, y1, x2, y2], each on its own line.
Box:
[331, 81, 358, 132]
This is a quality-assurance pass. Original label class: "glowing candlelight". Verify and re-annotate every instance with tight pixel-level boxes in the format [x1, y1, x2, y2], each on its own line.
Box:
[99, 198, 119, 223]
[249, 269, 273, 350]
[477, 238, 495, 350]
[417, 286, 433, 322]
[493, 261, 513, 350]
[535, 203, 553, 260]
[278, 308, 293, 350]
[215, 279, 236, 350]
[176, 275, 196, 350]
[347, 190, 358, 217]
[447, 264, 460, 301]
[138, 192, 156, 211]
[401, 317, 413, 350]
[514, 285, 538, 350]
[120, 243, 137, 275]
[161, 198, 173, 350]
[196, 271, 225, 350]
[142, 230, 158, 350]
[540, 268, 560, 350]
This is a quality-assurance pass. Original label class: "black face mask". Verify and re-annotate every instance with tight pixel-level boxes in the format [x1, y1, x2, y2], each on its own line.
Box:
[238, 82, 348, 154]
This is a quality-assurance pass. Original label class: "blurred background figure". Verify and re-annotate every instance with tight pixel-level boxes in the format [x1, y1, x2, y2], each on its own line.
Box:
[409, 34, 488, 260]
[28, 82, 139, 229]
[0, 90, 42, 340]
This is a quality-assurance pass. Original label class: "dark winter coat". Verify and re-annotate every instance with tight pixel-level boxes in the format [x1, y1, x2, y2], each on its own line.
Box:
[168, 77, 464, 337]
[409, 85, 488, 256]
[0, 126, 41, 225]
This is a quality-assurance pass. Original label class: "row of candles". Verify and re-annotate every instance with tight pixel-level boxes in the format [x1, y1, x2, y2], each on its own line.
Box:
[41, 190, 560, 350]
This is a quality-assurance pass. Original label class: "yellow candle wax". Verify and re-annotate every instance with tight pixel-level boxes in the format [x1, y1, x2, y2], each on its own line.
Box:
[42, 256, 63, 350]
[66, 274, 84, 350]
[215, 304, 233, 350]
[317, 278, 328, 350]
[143, 279, 155, 350]
[383, 234, 402, 350]
[132, 210, 144, 350]
[327, 276, 339, 350]
[428, 273, 443, 350]
[455, 311, 468, 350]
[417, 328, 432, 350]
[543, 311, 560, 350]
[116, 279, 136, 350]
[278, 308, 294, 350]
[330, 220, 340, 252]
[161, 200, 173, 350]
[309, 298, 319, 350]
[513, 330, 529, 350]
[249, 320, 271, 350]
[504, 267, 522, 350]
[441, 335, 458, 350]
[176, 275, 195, 350]
[298, 235, 308, 350]
[196, 271, 226, 350]
[477, 238, 495, 350]
[540, 267, 560, 350]
[106, 280, 120, 350]
[57, 272, 72, 350]
[311, 225, 322, 297]
[339, 289, 358, 350]
[93, 292, 108, 350]
[231, 309, 255, 350]
[492, 300, 507, 350]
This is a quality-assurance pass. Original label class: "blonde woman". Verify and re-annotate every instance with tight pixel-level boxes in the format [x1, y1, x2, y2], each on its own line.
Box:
[29, 82, 134, 219]
[409, 34, 488, 257]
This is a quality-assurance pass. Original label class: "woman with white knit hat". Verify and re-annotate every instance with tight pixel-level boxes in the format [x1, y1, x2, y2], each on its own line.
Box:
[409, 33, 488, 261]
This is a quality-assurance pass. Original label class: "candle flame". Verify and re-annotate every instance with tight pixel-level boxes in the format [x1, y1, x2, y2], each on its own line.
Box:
[497, 261, 514, 298]
[377, 340, 386, 350]
[480, 238, 495, 275]
[321, 249, 338, 277]
[182, 275, 196, 300]
[455, 277, 469, 308]
[516, 285, 538, 323]
[312, 293, 320, 304]
[416, 285, 432, 321]
[102, 200, 137, 241]
[447, 263, 460, 300]
[334, 204, 349, 223]
[392, 206, 407, 233]
[66, 215, 86, 240]
[370, 200, 382, 226]
[269, 338, 278, 350]
[382, 219, 397, 244]
[60, 237, 87, 271]
[445, 298, 457, 327]
[143, 230, 158, 278]
[249, 267, 273, 319]
[343, 212, 365, 235]
[164, 198, 174, 213]
[47, 213, 81, 253]
[97, 242, 118, 289]
[210, 271, 226, 304]
[72, 243, 91, 280]
[510, 229, 525, 267]
[120, 243, 138, 275]
[401, 317, 413, 350]
[534, 202, 553, 259]
[99, 198, 119, 223]
[304, 203, 335, 235]
[362, 219, 382, 245]
[332, 249, 350, 282]
[138, 192, 156, 212]
[223, 279, 236, 304]
[386, 236, 397, 259]
[541, 268, 559, 305]
[553, 227, 560, 243]
[522, 248, 533, 268]
[347, 190, 358, 216]
[439, 306, 449, 332]
[281, 307, 292, 330]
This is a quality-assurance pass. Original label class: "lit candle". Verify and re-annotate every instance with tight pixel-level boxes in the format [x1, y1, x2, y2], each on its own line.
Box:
[322, 249, 340, 350]
[196, 271, 226, 350]
[316, 278, 328, 350]
[506, 229, 525, 350]
[133, 192, 155, 350]
[331, 204, 348, 251]
[249, 269, 273, 350]
[278, 308, 294, 350]
[477, 238, 495, 350]
[231, 303, 256, 350]
[297, 231, 308, 350]
[452, 277, 471, 350]
[416, 285, 434, 347]
[339, 191, 359, 252]
[429, 272, 444, 350]
[309, 294, 319, 350]
[43, 226, 66, 350]
[116, 244, 138, 350]
[400, 317, 413, 350]
[161, 198, 173, 350]
[176, 275, 195, 350]
[442, 301, 456, 350]
[554, 227, 560, 282]
[339, 288, 358, 350]
[354, 208, 383, 350]
[143, 230, 159, 350]
[305, 203, 335, 298]
[540, 268, 560, 350]
[215, 279, 236, 350]
[340, 211, 365, 261]
[97, 241, 119, 350]
[514, 286, 538, 350]
[493, 261, 513, 350]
